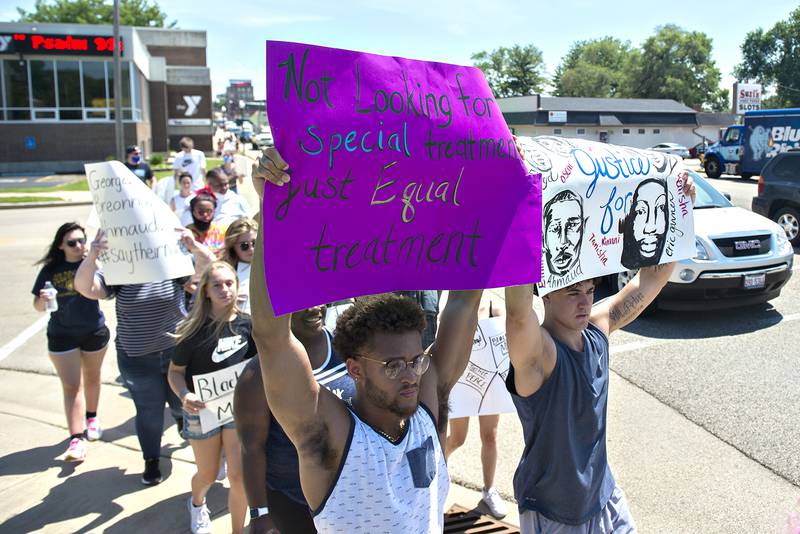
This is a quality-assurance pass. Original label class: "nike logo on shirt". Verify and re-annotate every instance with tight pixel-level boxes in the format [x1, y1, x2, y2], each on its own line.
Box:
[212, 335, 247, 363]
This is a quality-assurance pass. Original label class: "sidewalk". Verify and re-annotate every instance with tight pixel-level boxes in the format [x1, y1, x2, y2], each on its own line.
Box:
[0, 368, 518, 532]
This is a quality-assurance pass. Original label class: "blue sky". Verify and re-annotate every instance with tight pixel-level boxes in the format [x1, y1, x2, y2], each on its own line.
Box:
[4, 0, 797, 100]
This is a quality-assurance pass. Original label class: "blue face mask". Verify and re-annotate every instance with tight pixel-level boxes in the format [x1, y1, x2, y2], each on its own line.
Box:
[223, 155, 233, 164]
[131, 155, 141, 164]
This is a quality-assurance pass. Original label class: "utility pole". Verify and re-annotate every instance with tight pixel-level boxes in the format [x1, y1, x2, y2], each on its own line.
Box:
[112, 0, 124, 161]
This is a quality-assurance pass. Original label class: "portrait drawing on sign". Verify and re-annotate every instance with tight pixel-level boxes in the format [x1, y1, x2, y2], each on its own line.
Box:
[620, 178, 669, 269]
[543, 190, 585, 277]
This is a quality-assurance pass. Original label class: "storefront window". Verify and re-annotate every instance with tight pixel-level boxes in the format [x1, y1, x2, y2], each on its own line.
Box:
[3, 60, 31, 120]
[82, 61, 107, 113]
[30, 60, 56, 109]
[57, 61, 82, 120]
[1, 58, 140, 122]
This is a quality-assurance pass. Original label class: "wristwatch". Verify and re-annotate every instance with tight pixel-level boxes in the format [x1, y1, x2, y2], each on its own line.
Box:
[249, 506, 270, 519]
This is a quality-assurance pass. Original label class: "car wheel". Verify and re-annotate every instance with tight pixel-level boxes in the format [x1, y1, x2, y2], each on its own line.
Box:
[609, 269, 657, 316]
[774, 207, 800, 245]
[704, 156, 721, 179]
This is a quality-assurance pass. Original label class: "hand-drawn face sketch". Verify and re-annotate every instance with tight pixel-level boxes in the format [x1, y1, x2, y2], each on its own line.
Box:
[621, 178, 669, 269]
[543, 190, 584, 276]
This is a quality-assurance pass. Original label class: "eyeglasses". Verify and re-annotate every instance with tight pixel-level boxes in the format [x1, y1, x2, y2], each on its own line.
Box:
[238, 240, 256, 252]
[358, 352, 431, 380]
[66, 238, 86, 247]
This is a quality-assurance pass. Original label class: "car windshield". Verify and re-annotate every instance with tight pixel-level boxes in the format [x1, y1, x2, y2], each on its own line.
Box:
[689, 170, 732, 209]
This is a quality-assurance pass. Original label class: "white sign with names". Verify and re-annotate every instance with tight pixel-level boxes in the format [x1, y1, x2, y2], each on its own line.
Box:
[85, 161, 194, 285]
[517, 136, 696, 295]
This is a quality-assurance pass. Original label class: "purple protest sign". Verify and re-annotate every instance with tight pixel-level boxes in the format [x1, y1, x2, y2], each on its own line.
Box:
[264, 41, 541, 314]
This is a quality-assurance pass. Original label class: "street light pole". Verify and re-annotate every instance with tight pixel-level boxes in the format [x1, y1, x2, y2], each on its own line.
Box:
[112, 0, 124, 161]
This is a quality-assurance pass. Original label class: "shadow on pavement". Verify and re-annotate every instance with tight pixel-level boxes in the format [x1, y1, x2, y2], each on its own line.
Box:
[622, 303, 787, 339]
[104, 483, 229, 533]
[0, 467, 130, 533]
[0, 440, 71, 477]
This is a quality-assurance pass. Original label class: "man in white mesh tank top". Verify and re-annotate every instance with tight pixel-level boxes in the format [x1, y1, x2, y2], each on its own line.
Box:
[249, 147, 483, 533]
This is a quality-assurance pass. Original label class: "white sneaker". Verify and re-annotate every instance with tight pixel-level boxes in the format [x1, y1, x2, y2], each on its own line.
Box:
[62, 437, 86, 462]
[187, 497, 211, 534]
[85, 417, 103, 441]
[481, 486, 508, 519]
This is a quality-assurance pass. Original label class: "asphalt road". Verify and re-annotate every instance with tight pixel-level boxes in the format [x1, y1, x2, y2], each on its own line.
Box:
[2, 196, 800, 532]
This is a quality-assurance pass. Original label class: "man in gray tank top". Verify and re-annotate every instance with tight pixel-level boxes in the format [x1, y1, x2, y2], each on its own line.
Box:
[504, 179, 696, 533]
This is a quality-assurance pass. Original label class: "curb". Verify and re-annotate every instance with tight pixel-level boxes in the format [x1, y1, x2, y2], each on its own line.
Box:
[0, 200, 93, 210]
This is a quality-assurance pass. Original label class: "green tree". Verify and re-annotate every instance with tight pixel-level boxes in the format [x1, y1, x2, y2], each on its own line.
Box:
[553, 37, 635, 97]
[471, 44, 547, 98]
[628, 24, 728, 111]
[17, 0, 174, 28]
[735, 6, 800, 108]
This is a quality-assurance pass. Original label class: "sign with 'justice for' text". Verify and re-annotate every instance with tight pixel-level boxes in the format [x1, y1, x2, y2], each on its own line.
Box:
[264, 41, 542, 314]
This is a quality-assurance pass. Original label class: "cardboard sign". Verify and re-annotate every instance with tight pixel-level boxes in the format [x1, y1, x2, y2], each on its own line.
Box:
[85, 161, 194, 284]
[192, 360, 248, 433]
[264, 41, 541, 314]
[449, 317, 515, 418]
[517, 137, 696, 295]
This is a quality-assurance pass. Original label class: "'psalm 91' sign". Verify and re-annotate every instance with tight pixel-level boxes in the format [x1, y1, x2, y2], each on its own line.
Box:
[263, 41, 541, 314]
[517, 136, 696, 295]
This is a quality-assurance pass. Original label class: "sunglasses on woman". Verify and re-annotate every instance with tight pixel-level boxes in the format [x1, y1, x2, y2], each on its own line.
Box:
[358, 352, 431, 380]
[238, 240, 256, 252]
[66, 238, 87, 247]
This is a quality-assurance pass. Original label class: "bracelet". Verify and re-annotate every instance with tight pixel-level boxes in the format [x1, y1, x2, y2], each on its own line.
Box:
[249, 506, 269, 519]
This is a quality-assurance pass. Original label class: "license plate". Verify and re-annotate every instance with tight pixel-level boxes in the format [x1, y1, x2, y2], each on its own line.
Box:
[743, 273, 766, 290]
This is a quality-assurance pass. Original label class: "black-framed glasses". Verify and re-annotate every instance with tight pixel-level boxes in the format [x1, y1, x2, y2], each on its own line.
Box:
[66, 238, 86, 247]
[358, 352, 431, 380]
[238, 240, 256, 252]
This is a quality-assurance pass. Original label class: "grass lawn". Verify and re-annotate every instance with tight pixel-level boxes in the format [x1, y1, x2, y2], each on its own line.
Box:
[1, 180, 89, 193]
[0, 196, 66, 203]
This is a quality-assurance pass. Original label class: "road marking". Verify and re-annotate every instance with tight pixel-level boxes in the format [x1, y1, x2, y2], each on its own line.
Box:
[612, 312, 800, 356]
[0, 315, 49, 363]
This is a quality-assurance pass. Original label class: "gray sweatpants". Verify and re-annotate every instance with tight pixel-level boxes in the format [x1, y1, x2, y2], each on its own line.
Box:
[519, 485, 637, 534]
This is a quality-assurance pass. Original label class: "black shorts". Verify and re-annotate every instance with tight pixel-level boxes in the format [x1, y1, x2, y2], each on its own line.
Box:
[48, 326, 110, 354]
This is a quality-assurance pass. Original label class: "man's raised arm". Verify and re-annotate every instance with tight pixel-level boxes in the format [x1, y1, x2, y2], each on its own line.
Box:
[249, 151, 349, 447]
[505, 284, 556, 397]
[423, 289, 482, 437]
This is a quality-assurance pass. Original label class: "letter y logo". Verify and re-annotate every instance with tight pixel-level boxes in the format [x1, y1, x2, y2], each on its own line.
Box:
[0, 36, 11, 53]
[183, 95, 201, 116]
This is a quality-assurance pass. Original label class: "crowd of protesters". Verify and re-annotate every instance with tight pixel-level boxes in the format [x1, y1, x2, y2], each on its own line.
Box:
[30, 138, 695, 534]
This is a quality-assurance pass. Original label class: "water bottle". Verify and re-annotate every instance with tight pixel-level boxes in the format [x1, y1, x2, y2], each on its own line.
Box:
[43, 281, 58, 312]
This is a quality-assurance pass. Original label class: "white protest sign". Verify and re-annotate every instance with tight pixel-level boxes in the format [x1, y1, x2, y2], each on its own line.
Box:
[449, 317, 515, 418]
[192, 360, 248, 433]
[85, 161, 194, 285]
[517, 136, 695, 295]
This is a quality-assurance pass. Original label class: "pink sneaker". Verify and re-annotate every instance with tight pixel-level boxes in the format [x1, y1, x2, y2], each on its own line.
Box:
[63, 438, 86, 462]
[86, 417, 103, 441]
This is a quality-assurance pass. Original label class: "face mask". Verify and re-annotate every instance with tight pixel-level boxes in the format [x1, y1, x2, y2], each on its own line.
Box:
[223, 155, 233, 164]
[131, 155, 141, 164]
[192, 217, 211, 232]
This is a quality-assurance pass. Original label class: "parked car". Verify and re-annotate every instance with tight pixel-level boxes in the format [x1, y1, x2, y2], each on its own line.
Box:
[648, 142, 691, 159]
[252, 130, 274, 149]
[689, 141, 709, 159]
[752, 150, 800, 245]
[611, 170, 794, 311]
